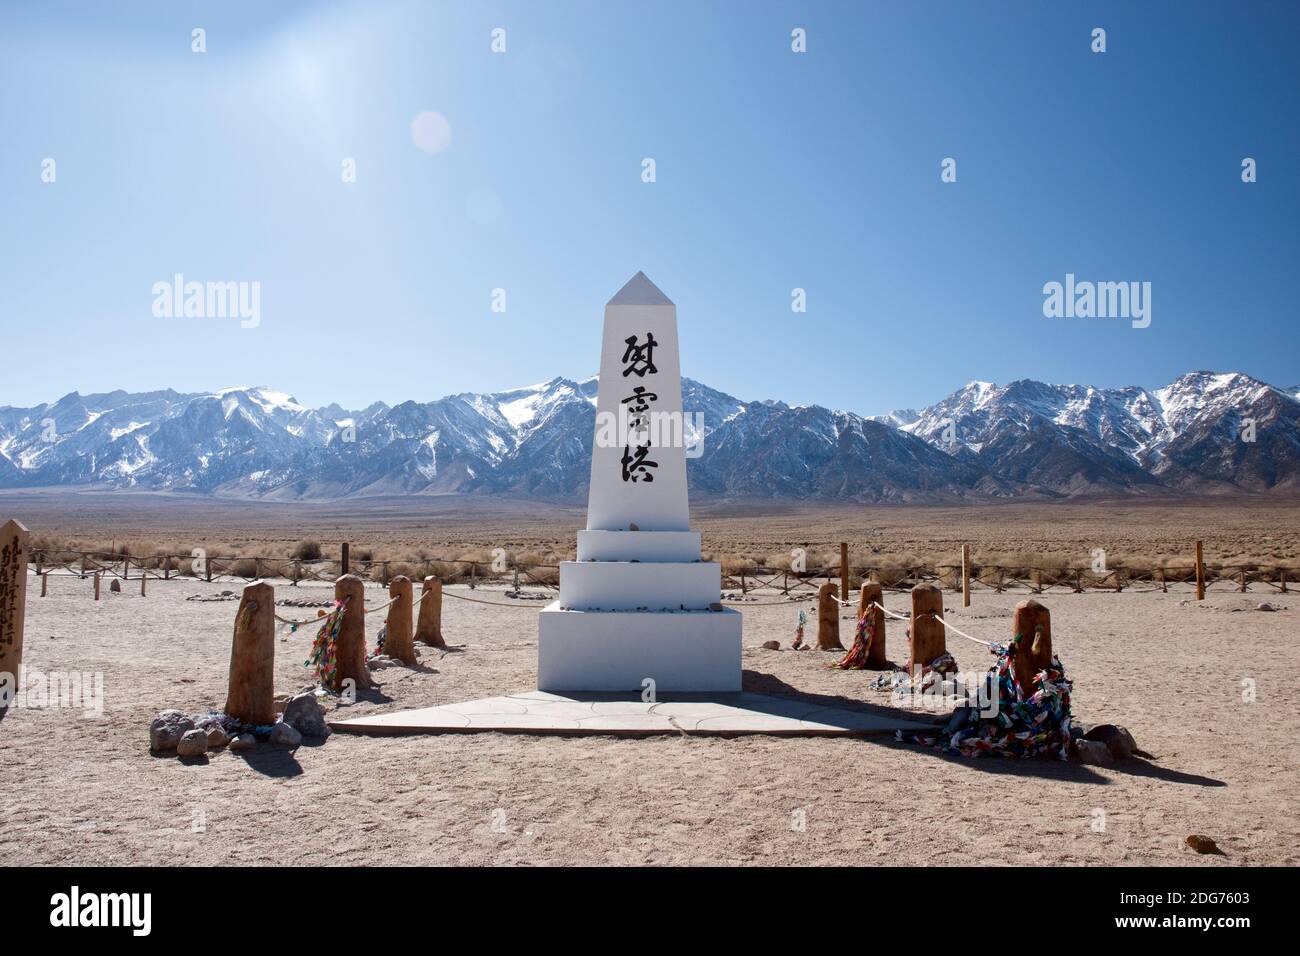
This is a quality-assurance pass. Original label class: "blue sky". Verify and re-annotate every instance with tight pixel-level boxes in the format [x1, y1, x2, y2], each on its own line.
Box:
[2, 0, 1296, 415]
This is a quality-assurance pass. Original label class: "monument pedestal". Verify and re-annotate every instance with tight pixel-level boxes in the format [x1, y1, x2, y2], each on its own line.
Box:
[536, 272, 742, 693]
[538, 604, 741, 692]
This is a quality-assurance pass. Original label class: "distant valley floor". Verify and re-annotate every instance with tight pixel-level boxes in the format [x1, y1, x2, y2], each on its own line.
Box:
[2, 489, 1297, 568]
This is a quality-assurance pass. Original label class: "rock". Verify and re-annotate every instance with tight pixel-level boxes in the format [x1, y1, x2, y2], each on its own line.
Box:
[1186, 834, 1221, 855]
[229, 733, 257, 752]
[1073, 739, 1114, 766]
[109, 579, 121, 593]
[269, 721, 302, 747]
[1256, 602, 1277, 612]
[709, 602, 723, 612]
[176, 728, 209, 758]
[149, 710, 195, 752]
[1083, 724, 1138, 760]
[628, 522, 639, 531]
[205, 725, 230, 748]
[281, 691, 330, 738]
[761, 640, 781, 650]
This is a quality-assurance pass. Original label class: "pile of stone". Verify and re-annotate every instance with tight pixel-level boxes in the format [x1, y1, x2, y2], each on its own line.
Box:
[185, 591, 239, 602]
[148, 691, 331, 760]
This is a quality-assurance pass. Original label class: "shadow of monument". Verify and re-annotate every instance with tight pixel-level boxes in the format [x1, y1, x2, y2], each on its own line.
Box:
[741, 669, 1226, 788]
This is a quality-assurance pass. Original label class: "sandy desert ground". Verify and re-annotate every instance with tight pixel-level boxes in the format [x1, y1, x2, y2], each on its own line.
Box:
[2, 571, 1297, 866]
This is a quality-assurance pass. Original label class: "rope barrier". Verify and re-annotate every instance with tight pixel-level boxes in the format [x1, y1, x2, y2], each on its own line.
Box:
[930, 612, 994, 648]
[867, 601, 993, 648]
[442, 590, 555, 609]
[870, 601, 910, 622]
[275, 586, 435, 627]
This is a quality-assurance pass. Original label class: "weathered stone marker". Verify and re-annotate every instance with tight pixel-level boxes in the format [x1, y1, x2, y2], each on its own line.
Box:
[857, 581, 888, 668]
[1, 519, 30, 706]
[416, 576, 445, 648]
[224, 582, 276, 725]
[1010, 599, 1053, 688]
[908, 583, 946, 672]
[333, 574, 372, 693]
[384, 575, 416, 665]
[817, 582, 843, 651]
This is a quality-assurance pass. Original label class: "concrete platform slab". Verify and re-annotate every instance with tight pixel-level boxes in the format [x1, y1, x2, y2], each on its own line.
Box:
[328, 691, 939, 738]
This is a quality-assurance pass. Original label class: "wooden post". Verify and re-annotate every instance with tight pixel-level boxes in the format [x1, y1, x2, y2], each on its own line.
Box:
[994, 570, 1004, 593]
[41, 572, 48, 597]
[858, 581, 888, 668]
[1281, 568, 1288, 594]
[416, 576, 446, 648]
[1239, 569, 1247, 594]
[1195, 541, 1205, 600]
[123, 555, 130, 580]
[1, 519, 31, 702]
[1157, 567, 1167, 593]
[1073, 568, 1083, 593]
[816, 582, 843, 651]
[839, 542, 849, 609]
[292, 559, 300, 586]
[384, 575, 416, 665]
[224, 581, 276, 725]
[333, 574, 371, 693]
[908, 584, 945, 673]
[961, 545, 970, 608]
[34, 551, 42, 577]
[140, 573, 147, 597]
[341, 542, 350, 576]
[94, 572, 102, 601]
[1010, 599, 1053, 692]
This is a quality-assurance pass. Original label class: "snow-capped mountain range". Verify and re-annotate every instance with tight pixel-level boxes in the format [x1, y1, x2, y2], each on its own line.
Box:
[1, 372, 1297, 502]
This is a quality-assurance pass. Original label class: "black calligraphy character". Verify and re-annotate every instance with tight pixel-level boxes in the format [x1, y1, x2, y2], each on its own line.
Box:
[621, 444, 658, 482]
[620, 387, 658, 414]
[621, 333, 658, 378]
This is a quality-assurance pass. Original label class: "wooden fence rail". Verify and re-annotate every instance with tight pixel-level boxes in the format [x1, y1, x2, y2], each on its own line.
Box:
[27, 548, 1294, 597]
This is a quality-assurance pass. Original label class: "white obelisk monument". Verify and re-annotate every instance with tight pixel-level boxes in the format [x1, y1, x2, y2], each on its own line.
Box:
[537, 272, 742, 692]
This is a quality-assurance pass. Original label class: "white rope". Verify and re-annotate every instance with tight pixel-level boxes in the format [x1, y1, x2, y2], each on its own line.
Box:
[442, 590, 552, 610]
[930, 612, 994, 647]
[869, 601, 910, 622]
[868, 601, 994, 647]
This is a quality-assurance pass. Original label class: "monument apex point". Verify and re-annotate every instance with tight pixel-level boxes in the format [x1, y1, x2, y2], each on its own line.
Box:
[608, 271, 674, 307]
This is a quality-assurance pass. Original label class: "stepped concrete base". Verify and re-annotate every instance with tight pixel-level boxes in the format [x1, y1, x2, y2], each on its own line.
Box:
[537, 602, 741, 692]
[558, 560, 720, 612]
[576, 529, 701, 562]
